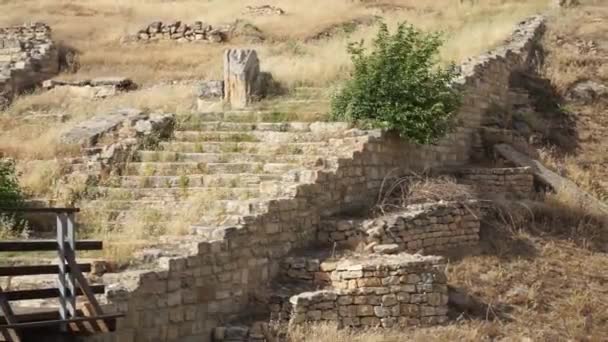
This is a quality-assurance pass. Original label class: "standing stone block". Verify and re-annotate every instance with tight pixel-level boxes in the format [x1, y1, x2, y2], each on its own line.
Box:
[223, 48, 261, 109]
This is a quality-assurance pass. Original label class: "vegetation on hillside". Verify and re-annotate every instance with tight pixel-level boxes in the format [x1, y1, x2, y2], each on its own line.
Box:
[331, 22, 461, 144]
[0, 158, 27, 236]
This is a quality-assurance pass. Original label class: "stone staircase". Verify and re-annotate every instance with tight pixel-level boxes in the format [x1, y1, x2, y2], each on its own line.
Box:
[79, 113, 366, 242]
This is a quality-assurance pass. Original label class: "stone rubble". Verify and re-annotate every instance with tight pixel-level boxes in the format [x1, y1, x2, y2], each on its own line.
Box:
[123, 20, 265, 44]
[43, 76, 137, 98]
[243, 5, 285, 16]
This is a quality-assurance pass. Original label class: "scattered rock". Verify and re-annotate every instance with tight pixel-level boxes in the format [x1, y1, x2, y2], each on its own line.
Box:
[244, 5, 285, 16]
[43, 77, 137, 98]
[60, 109, 174, 147]
[126, 20, 225, 43]
[372, 244, 401, 254]
[566, 80, 608, 104]
[197, 80, 224, 98]
[557, 0, 580, 8]
[223, 20, 266, 44]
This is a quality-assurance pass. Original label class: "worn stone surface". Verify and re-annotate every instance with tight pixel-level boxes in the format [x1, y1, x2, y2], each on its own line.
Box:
[60, 109, 173, 147]
[43, 77, 137, 98]
[224, 49, 261, 109]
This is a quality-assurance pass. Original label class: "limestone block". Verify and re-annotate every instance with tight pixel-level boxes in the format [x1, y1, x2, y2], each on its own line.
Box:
[223, 48, 261, 109]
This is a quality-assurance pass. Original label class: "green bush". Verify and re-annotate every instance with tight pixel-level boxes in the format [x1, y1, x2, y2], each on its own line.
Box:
[331, 22, 461, 144]
[0, 158, 26, 236]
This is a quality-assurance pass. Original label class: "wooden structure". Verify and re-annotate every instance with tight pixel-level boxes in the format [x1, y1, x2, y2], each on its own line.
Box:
[0, 208, 123, 342]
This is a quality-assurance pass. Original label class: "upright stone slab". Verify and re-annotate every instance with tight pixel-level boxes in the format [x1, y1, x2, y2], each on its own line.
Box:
[223, 49, 260, 109]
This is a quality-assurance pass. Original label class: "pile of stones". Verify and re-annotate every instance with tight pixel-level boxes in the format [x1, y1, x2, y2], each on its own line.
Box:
[127, 21, 226, 43]
[243, 5, 285, 16]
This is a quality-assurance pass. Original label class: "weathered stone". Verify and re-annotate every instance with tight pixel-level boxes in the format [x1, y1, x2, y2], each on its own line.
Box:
[198, 80, 224, 98]
[223, 49, 261, 109]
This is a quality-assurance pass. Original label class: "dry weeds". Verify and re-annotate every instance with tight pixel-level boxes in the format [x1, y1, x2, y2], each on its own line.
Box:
[374, 171, 474, 215]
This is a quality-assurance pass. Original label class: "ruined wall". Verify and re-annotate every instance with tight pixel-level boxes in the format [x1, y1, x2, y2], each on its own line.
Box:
[287, 255, 449, 329]
[454, 167, 535, 198]
[318, 202, 480, 254]
[0, 23, 59, 107]
[84, 16, 546, 342]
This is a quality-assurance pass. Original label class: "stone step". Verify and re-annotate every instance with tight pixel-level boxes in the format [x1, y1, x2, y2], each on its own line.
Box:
[158, 141, 329, 154]
[123, 162, 298, 176]
[123, 162, 203, 176]
[93, 186, 261, 201]
[190, 110, 328, 123]
[110, 174, 283, 188]
[135, 151, 322, 165]
[173, 130, 347, 143]
[176, 121, 314, 132]
[85, 199, 269, 218]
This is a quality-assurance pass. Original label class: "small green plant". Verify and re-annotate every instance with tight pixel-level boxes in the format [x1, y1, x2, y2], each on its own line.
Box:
[178, 175, 190, 190]
[331, 22, 461, 144]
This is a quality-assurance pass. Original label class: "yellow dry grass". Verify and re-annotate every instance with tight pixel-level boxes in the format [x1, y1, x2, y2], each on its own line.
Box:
[540, 0, 608, 202]
[0, 0, 550, 87]
[0, 0, 551, 199]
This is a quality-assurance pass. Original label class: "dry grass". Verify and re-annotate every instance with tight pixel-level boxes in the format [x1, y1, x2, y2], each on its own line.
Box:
[0, 0, 550, 175]
[540, 0, 608, 203]
[0, 0, 550, 87]
[374, 171, 474, 215]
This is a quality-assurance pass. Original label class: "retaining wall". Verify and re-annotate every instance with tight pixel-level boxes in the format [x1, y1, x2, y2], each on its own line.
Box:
[0, 23, 59, 107]
[83, 16, 545, 342]
[318, 201, 480, 253]
[454, 167, 535, 198]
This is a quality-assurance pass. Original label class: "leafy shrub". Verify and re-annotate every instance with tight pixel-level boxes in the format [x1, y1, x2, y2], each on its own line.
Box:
[331, 22, 461, 144]
[0, 158, 27, 236]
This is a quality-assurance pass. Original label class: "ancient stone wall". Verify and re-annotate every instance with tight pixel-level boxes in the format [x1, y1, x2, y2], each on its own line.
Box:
[454, 167, 535, 198]
[83, 16, 546, 342]
[287, 255, 448, 328]
[0, 23, 59, 107]
[318, 202, 480, 254]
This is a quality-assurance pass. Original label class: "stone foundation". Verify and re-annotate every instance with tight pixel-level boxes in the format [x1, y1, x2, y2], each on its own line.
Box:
[318, 201, 480, 253]
[289, 254, 448, 328]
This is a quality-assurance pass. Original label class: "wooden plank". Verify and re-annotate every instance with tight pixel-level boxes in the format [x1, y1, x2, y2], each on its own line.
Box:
[0, 208, 79, 214]
[0, 264, 92, 277]
[0, 313, 123, 330]
[2, 285, 104, 301]
[0, 240, 102, 252]
[0, 288, 21, 342]
[63, 248, 108, 333]
[80, 302, 106, 333]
